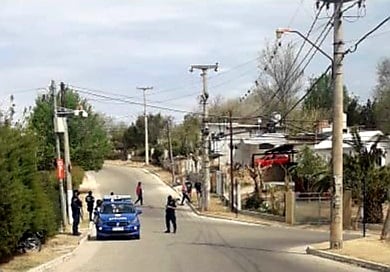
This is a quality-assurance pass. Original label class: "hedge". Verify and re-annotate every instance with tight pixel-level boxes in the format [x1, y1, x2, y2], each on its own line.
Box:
[0, 127, 61, 261]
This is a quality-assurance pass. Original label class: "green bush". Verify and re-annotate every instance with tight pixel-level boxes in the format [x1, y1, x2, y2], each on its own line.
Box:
[0, 127, 32, 260]
[0, 127, 62, 261]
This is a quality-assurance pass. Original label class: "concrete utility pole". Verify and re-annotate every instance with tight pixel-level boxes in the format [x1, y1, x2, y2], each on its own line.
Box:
[320, 0, 353, 249]
[137, 86, 153, 165]
[190, 63, 218, 211]
[51, 80, 68, 229]
[63, 119, 73, 224]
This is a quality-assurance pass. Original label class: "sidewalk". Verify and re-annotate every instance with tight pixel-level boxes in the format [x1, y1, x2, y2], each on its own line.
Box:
[124, 161, 390, 272]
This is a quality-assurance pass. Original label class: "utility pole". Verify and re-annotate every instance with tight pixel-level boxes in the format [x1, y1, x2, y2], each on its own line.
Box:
[319, 0, 353, 249]
[63, 111, 73, 224]
[51, 80, 68, 229]
[137, 86, 153, 165]
[190, 63, 218, 211]
[167, 118, 175, 184]
[229, 110, 235, 212]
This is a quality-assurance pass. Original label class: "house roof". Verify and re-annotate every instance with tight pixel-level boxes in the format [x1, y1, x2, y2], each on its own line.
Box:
[314, 130, 388, 150]
[240, 133, 287, 146]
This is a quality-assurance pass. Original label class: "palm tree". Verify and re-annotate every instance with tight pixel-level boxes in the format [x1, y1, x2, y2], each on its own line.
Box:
[344, 128, 389, 224]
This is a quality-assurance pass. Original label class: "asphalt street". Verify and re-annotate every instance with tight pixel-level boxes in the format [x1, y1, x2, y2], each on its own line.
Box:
[55, 164, 372, 272]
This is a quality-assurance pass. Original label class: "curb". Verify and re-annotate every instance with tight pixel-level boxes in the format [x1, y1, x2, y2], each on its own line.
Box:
[27, 231, 90, 272]
[306, 246, 390, 272]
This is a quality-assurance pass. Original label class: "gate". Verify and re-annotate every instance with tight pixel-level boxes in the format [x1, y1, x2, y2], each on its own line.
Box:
[295, 192, 331, 224]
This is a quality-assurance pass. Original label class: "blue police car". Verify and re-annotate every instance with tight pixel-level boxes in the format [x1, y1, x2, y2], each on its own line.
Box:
[95, 195, 142, 240]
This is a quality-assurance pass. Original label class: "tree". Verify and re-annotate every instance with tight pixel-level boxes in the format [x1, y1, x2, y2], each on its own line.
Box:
[123, 113, 168, 152]
[171, 114, 200, 156]
[292, 145, 330, 193]
[344, 128, 390, 224]
[28, 88, 111, 171]
[254, 42, 303, 117]
[374, 58, 390, 133]
[0, 125, 60, 259]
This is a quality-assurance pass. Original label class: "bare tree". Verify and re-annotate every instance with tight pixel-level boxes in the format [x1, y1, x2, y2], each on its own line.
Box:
[254, 42, 303, 117]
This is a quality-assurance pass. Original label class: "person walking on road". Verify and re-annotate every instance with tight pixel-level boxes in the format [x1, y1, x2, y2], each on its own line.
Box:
[85, 191, 95, 221]
[180, 181, 191, 205]
[134, 182, 143, 206]
[164, 195, 177, 233]
[71, 190, 82, 236]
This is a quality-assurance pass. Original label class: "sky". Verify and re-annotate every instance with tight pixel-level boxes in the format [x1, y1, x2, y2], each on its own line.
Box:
[0, 0, 389, 124]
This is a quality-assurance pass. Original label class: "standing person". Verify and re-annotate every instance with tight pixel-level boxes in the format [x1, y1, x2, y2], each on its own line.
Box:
[194, 180, 202, 205]
[134, 182, 143, 206]
[85, 191, 95, 221]
[164, 195, 177, 233]
[185, 177, 193, 200]
[71, 190, 82, 236]
[180, 181, 191, 205]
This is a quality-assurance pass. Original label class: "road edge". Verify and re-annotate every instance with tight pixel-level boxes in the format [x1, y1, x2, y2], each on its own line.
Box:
[306, 246, 390, 272]
[27, 232, 89, 272]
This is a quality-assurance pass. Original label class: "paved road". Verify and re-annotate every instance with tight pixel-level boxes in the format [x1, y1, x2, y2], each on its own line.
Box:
[55, 164, 372, 272]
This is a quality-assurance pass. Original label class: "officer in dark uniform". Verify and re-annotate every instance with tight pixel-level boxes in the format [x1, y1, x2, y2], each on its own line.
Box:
[164, 195, 177, 233]
[71, 190, 82, 236]
[85, 191, 95, 221]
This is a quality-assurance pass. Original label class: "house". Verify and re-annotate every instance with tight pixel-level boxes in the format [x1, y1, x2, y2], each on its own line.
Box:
[314, 129, 390, 166]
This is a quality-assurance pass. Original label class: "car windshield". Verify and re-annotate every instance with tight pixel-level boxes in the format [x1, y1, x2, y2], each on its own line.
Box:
[101, 203, 135, 214]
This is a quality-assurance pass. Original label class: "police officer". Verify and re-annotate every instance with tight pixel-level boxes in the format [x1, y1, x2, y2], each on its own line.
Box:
[71, 190, 82, 236]
[164, 195, 177, 234]
[85, 191, 95, 221]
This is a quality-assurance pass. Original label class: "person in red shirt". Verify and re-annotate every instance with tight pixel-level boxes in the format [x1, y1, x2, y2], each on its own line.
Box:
[134, 182, 143, 206]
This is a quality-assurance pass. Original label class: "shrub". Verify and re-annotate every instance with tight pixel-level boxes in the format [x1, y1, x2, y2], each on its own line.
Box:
[71, 165, 85, 189]
[243, 194, 263, 210]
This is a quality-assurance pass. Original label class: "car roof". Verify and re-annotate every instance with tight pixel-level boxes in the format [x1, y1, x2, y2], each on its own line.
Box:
[102, 194, 132, 202]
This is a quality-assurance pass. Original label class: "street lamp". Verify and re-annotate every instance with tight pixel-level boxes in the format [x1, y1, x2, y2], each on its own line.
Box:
[55, 106, 88, 225]
[275, 28, 333, 64]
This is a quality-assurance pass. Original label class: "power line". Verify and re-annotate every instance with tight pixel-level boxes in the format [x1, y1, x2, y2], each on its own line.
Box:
[75, 87, 197, 115]
[345, 15, 390, 54]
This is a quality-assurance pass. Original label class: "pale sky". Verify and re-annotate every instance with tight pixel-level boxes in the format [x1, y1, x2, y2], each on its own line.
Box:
[0, 0, 389, 124]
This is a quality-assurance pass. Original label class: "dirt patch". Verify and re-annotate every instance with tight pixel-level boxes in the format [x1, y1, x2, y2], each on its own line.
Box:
[312, 237, 390, 266]
[0, 234, 82, 272]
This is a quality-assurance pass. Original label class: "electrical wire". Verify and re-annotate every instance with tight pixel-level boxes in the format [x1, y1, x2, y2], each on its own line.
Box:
[345, 15, 390, 54]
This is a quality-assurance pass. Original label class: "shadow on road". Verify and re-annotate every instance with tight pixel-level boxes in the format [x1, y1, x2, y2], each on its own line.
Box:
[172, 241, 307, 256]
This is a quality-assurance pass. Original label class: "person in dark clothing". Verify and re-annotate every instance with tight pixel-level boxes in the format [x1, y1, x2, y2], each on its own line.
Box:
[194, 181, 202, 196]
[185, 179, 193, 198]
[164, 195, 177, 233]
[85, 191, 95, 221]
[134, 182, 143, 206]
[93, 199, 103, 223]
[71, 190, 82, 236]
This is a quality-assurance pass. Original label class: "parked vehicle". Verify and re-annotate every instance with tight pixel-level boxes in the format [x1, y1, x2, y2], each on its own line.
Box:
[254, 154, 290, 167]
[16, 231, 45, 254]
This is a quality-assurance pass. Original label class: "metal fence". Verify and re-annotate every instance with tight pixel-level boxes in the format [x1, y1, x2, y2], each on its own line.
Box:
[295, 192, 331, 224]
